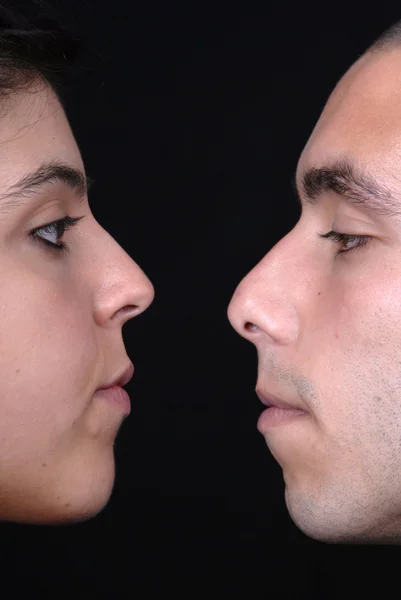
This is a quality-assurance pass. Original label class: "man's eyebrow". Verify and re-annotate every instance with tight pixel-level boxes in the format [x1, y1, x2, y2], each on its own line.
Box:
[294, 159, 401, 221]
[0, 160, 93, 216]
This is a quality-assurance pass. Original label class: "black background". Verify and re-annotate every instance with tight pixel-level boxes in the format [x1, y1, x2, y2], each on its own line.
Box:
[1, 1, 401, 597]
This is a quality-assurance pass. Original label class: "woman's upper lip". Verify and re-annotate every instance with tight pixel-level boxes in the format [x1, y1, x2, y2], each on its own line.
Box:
[256, 389, 305, 411]
[98, 362, 135, 390]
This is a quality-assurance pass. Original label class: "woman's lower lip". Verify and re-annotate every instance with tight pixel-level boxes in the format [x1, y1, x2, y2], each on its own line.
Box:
[257, 406, 307, 431]
[95, 386, 131, 416]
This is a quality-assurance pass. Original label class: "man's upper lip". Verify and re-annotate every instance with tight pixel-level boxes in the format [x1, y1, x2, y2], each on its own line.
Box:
[256, 389, 305, 411]
[98, 362, 135, 390]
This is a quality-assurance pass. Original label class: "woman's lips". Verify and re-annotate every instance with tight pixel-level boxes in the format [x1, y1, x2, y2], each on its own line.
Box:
[95, 386, 131, 416]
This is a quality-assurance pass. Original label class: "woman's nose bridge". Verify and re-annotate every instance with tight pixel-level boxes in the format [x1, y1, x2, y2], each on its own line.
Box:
[91, 219, 155, 313]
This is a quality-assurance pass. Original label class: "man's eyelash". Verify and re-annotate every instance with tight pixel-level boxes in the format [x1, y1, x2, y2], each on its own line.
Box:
[318, 230, 371, 255]
[30, 215, 85, 255]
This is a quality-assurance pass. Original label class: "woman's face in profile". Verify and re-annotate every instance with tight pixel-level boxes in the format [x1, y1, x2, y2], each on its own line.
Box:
[0, 83, 154, 524]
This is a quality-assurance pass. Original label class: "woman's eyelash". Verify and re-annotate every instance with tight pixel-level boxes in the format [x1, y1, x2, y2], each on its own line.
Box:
[318, 230, 371, 255]
[30, 215, 85, 255]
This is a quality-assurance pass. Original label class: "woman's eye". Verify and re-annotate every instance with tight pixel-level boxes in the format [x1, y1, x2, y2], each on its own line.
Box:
[30, 215, 84, 254]
[318, 230, 372, 255]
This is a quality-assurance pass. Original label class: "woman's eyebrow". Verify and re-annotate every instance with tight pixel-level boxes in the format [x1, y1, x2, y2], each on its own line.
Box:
[0, 160, 90, 216]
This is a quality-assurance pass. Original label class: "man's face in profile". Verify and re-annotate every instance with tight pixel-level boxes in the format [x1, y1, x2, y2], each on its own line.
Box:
[228, 45, 401, 544]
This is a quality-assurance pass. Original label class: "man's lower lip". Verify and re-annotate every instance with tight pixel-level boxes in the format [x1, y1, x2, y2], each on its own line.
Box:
[257, 406, 307, 431]
[95, 386, 131, 416]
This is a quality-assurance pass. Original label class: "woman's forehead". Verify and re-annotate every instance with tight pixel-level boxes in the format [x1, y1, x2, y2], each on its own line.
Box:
[0, 84, 83, 182]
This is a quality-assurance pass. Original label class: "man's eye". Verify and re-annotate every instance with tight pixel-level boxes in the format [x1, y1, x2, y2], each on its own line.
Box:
[318, 230, 372, 254]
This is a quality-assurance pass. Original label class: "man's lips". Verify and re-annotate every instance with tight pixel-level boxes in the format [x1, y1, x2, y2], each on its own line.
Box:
[256, 389, 307, 431]
[256, 389, 306, 412]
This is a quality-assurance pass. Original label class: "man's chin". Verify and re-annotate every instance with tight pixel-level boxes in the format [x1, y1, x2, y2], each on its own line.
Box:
[283, 484, 401, 545]
[283, 486, 343, 543]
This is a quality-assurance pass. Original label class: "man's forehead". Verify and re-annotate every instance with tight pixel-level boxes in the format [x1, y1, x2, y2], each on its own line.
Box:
[297, 48, 401, 186]
[324, 48, 401, 116]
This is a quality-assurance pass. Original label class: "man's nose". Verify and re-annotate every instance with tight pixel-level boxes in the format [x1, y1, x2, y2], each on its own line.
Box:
[227, 244, 300, 346]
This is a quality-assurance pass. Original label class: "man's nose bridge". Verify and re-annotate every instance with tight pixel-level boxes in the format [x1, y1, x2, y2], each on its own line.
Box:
[256, 232, 298, 289]
[251, 226, 318, 310]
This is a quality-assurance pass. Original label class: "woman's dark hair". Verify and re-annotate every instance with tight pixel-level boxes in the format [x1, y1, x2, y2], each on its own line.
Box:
[0, 2, 83, 103]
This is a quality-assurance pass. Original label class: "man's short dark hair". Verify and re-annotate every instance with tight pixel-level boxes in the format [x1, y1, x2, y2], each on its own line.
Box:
[368, 20, 401, 53]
